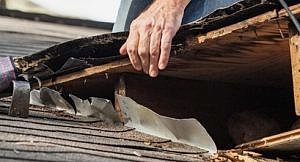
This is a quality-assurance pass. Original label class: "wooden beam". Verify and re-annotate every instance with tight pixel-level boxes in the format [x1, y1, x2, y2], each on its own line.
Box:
[34, 59, 132, 88]
[289, 24, 300, 116]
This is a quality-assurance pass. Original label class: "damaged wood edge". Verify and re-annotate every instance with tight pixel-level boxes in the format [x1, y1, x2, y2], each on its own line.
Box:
[32, 59, 133, 88]
[114, 75, 126, 123]
[214, 151, 275, 162]
[289, 23, 300, 116]
[194, 4, 300, 44]
[235, 128, 300, 150]
[278, 3, 300, 18]
[31, 4, 300, 90]
[14, 32, 129, 72]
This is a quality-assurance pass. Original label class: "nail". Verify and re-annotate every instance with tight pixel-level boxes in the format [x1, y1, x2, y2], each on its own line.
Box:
[158, 63, 166, 70]
[150, 70, 158, 77]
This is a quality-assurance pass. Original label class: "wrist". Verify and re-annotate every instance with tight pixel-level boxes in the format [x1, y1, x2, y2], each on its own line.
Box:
[153, 0, 190, 10]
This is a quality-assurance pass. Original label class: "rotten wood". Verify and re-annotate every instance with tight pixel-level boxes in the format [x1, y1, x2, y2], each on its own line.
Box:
[34, 59, 132, 88]
[114, 75, 126, 123]
[32, 4, 300, 89]
[289, 24, 300, 116]
[212, 150, 278, 162]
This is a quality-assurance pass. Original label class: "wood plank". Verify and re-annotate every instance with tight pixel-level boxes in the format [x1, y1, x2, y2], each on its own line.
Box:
[289, 24, 300, 116]
[236, 128, 300, 155]
[35, 59, 132, 88]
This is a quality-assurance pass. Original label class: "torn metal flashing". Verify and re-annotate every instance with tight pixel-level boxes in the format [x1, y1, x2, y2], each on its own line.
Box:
[116, 95, 217, 154]
[28, 87, 216, 154]
[29, 88, 121, 123]
[0, 98, 211, 161]
[70, 94, 120, 123]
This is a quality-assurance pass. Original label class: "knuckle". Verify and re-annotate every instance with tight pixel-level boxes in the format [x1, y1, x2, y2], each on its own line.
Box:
[150, 48, 159, 57]
[138, 48, 147, 58]
[161, 44, 170, 51]
[154, 25, 162, 31]
[142, 21, 153, 29]
[127, 47, 137, 54]
[132, 59, 138, 65]
[130, 57, 140, 67]
[130, 21, 138, 29]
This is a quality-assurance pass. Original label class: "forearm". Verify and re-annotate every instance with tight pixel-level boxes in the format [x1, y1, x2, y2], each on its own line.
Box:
[152, 0, 191, 10]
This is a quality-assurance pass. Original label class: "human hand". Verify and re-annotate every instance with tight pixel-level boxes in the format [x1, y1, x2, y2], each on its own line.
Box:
[120, 0, 190, 77]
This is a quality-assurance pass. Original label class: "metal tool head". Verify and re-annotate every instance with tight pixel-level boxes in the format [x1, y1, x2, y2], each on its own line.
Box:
[9, 80, 30, 118]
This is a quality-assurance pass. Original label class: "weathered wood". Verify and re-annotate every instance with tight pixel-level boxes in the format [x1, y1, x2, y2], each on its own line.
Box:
[213, 151, 279, 162]
[35, 59, 132, 88]
[236, 128, 300, 156]
[289, 24, 300, 116]
[35, 4, 300, 88]
[114, 75, 126, 123]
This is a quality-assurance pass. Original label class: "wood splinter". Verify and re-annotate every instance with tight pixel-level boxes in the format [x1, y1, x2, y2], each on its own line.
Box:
[114, 75, 126, 123]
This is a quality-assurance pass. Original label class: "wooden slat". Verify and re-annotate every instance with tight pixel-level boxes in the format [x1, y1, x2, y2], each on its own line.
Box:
[289, 24, 300, 116]
[236, 128, 300, 154]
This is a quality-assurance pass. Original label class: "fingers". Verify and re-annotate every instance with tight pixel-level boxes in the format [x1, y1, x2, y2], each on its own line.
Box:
[159, 30, 173, 70]
[119, 42, 127, 55]
[121, 17, 176, 76]
[120, 26, 172, 75]
[126, 28, 142, 71]
[138, 29, 151, 74]
[149, 26, 162, 77]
